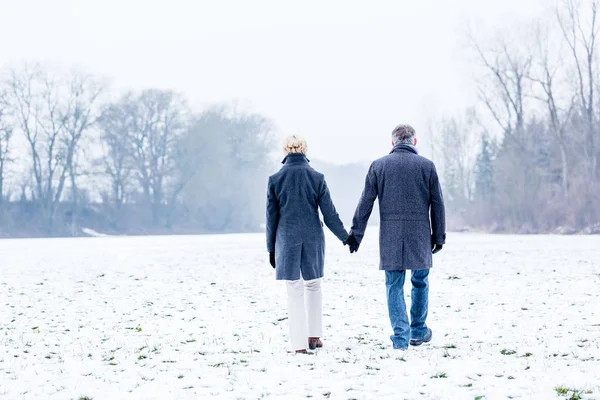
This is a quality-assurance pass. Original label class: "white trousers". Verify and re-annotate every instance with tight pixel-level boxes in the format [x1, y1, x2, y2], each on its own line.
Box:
[286, 277, 323, 351]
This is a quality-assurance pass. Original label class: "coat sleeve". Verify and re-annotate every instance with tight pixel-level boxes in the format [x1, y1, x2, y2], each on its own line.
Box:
[266, 177, 279, 253]
[350, 163, 378, 244]
[429, 164, 446, 245]
[318, 178, 349, 243]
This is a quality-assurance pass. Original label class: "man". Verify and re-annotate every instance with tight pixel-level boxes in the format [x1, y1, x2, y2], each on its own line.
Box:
[346, 124, 446, 350]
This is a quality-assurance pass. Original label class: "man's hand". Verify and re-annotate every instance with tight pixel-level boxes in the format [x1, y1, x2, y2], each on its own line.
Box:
[346, 234, 360, 254]
[269, 252, 276, 269]
[432, 244, 443, 254]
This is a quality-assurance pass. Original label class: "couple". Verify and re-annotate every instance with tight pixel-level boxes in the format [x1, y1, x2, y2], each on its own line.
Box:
[266, 125, 446, 354]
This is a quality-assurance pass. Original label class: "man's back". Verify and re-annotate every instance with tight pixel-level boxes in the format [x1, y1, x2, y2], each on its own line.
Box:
[350, 144, 446, 270]
[269, 159, 323, 232]
[372, 146, 436, 221]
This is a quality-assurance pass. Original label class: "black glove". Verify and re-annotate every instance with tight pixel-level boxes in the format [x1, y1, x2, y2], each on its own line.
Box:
[432, 244, 443, 254]
[269, 252, 276, 269]
[346, 235, 360, 254]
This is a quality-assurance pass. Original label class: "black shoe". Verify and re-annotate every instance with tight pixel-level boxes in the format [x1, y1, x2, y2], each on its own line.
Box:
[410, 328, 432, 346]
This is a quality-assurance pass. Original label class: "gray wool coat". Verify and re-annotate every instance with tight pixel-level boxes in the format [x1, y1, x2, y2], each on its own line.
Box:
[350, 144, 446, 271]
[266, 154, 349, 281]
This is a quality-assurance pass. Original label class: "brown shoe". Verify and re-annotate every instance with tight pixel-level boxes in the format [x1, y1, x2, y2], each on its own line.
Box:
[296, 349, 308, 354]
[308, 337, 323, 350]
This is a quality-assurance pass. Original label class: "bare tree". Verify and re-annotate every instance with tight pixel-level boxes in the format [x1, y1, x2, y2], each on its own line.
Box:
[128, 89, 186, 225]
[530, 24, 576, 197]
[439, 109, 480, 204]
[6, 65, 102, 234]
[175, 106, 275, 231]
[557, 0, 600, 181]
[470, 33, 534, 149]
[60, 72, 104, 235]
[0, 88, 13, 206]
[99, 94, 136, 213]
[7, 65, 58, 232]
[469, 31, 548, 229]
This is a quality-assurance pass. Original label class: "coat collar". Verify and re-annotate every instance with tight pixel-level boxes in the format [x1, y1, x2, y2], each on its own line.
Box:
[390, 144, 419, 155]
[282, 153, 310, 164]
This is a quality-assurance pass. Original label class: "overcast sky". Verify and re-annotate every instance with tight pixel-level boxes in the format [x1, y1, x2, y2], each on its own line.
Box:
[0, 0, 551, 164]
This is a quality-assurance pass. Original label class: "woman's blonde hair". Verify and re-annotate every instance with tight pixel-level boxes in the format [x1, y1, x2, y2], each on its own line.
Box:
[283, 135, 308, 155]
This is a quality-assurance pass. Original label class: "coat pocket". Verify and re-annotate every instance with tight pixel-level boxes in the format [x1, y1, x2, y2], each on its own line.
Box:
[379, 220, 404, 269]
[403, 220, 432, 268]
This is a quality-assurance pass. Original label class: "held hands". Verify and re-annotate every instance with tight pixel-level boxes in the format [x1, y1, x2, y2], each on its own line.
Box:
[344, 235, 442, 255]
[269, 252, 276, 269]
[345, 234, 360, 254]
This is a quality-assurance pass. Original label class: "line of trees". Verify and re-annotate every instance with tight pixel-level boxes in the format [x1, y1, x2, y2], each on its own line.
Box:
[0, 64, 274, 237]
[3, 1, 600, 238]
[433, 0, 600, 233]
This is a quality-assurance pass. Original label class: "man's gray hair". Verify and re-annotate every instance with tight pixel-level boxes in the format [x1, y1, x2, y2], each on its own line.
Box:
[392, 124, 416, 145]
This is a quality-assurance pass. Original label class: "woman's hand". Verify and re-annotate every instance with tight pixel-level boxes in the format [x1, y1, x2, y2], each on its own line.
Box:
[269, 252, 276, 269]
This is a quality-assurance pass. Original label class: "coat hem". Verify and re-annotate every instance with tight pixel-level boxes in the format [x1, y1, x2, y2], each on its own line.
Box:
[275, 273, 324, 281]
[379, 265, 431, 271]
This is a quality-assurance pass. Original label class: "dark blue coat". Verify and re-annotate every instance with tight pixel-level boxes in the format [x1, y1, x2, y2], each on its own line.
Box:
[266, 154, 349, 281]
[350, 144, 446, 270]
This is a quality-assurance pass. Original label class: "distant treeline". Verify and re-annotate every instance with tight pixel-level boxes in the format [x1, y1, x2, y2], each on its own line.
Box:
[0, 64, 275, 237]
[2, 0, 600, 239]
[426, 0, 600, 234]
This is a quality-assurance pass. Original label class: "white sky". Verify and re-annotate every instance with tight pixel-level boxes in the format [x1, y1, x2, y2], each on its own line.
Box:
[0, 0, 551, 164]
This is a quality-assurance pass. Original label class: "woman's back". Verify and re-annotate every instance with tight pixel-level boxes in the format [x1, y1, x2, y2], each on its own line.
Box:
[269, 155, 323, 235]
[266, 152, 348, 281]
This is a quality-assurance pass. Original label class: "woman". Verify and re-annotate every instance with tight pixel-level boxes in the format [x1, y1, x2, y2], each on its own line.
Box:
[266, 135, 351, 353]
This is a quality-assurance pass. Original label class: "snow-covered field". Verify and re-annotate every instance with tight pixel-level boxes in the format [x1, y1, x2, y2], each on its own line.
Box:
[1, 232, 599, 400]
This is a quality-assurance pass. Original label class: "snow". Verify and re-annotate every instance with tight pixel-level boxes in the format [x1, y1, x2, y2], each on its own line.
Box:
[1, 232, 599, 400]
[81, 228, 111, 237]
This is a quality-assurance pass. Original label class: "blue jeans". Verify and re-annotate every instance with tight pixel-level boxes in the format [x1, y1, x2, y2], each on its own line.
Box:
[385, 269, 429, 349]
